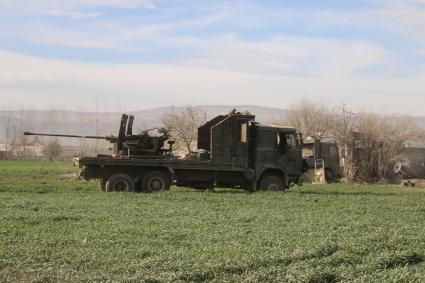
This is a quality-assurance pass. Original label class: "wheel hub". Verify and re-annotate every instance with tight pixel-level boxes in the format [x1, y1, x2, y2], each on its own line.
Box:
[268, 184, 279, 190]
[114, 180, 128, 191]
[150, 178, 164, 191]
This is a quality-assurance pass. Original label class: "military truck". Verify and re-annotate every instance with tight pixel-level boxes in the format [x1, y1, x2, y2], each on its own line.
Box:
[27, 111, 304, 192]
[302, 135, 341, 182]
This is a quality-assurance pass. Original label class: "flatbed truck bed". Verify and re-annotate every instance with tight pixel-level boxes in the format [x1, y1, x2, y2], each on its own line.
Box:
[74, 155, 257, 192]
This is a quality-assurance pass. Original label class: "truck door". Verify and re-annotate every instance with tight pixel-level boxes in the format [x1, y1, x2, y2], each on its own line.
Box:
[278, 132, 302, 175]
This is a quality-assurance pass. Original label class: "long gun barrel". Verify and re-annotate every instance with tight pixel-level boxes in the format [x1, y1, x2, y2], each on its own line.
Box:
[24, 132, 117, 142]
[24, 114, 172, 157]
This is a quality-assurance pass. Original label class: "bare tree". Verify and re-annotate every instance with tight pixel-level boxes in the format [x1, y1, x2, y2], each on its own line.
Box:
[43, 140, 63, 161]
[161, 106, 207, 154]
[346, 113, 417, 182]
[3, 110, 14, 160]
[16, 108, 34, 159]
[283, 98, 337, 136]
[78, 109, 90, 156]
[331, 105, 358, 181]
[281, 98, 420, 183]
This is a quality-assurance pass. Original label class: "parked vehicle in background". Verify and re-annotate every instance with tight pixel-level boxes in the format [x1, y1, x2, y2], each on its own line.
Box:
[390, 141, 425, 187]
[302, 135, 341, 183]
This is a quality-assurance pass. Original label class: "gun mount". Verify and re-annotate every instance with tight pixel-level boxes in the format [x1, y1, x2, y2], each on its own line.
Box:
[24, 114, 174, 157]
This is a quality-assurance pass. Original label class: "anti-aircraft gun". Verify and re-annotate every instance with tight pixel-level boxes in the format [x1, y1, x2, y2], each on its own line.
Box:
[24, 114, 175, 157]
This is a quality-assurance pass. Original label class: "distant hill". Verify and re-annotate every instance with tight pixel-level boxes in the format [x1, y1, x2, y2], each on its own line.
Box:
[416, 116, 425, 127]
[132, 105, 287, 126]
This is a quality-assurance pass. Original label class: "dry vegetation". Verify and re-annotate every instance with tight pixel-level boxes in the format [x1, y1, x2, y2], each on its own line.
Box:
[42, 140, 63, 160]
[161, 106, 207, 154]
[282, 99, 421, 182]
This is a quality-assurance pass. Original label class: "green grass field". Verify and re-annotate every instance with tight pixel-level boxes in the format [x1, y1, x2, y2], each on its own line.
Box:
[0, 161, 424, 282]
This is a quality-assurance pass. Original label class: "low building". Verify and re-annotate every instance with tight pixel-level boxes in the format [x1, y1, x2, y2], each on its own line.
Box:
[0, 143, 76, 160]
[0, 142, 111, 160]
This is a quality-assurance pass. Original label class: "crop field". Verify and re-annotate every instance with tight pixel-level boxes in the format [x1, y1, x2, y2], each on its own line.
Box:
[0, 161, 424, 282]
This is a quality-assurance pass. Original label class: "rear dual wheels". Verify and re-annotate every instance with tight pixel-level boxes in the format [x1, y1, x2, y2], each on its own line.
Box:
[106, 173, 135, 192]
[103, 171, 171, 192]
[142, 171, 171, 192]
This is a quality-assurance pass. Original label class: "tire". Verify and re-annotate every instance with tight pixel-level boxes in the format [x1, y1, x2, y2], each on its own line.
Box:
[325, 169, 334, 183]
[99, 178, 107, 192]
[106, 173, 135, 192]
[259, 175, 285, 191]
[142, 171, 171, 192]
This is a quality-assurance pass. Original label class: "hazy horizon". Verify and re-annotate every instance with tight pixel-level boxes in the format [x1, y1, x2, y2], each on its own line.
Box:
[0, 104, 424, 118]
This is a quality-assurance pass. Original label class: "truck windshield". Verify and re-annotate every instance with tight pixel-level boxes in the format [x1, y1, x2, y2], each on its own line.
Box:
[287, 133, 298, 149]
[277, 132, 298, 150]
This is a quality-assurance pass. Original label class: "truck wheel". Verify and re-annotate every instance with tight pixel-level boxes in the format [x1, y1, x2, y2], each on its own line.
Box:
[99, 178, 107, 192]
[142, 171, 171, 192]
[106, 173, 135, 192]
[259, 176, 284, 191]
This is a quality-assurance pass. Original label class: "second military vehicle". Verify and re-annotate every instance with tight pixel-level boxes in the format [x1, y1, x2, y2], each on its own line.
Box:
[26, 110, 305, 192]
[302, 135, 341, 182]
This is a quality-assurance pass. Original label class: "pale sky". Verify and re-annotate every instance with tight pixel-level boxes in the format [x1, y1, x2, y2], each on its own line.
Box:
[0, 0, 424, 115]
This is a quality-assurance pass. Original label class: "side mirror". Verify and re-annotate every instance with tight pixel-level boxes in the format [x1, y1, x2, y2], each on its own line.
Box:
[297, 133, 303, 147]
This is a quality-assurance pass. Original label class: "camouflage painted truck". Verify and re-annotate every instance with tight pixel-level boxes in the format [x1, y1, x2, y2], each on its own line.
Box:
[25, 111, 304, 192]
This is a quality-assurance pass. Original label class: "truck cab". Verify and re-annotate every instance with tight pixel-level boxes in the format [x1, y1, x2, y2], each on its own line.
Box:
[198, 112, 304, 191]
[251, 125, 303, 189]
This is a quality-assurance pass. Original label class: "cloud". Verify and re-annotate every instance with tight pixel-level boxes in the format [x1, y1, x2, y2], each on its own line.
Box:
[0, 49, 423, 115]
[35, 36, 119, 50]
[354, 0, 425, 40]
[17, 11, 391, 77]
[0, 0, 421, 79]
[97, 11, 230, 38]
[74, 0, 156, 9]
[5, 25, 380, 77]
[0, 0, 157, 11]
[45, 10, 103, 19]
[218, 1, 425, 42]
[83, 1, 423, 76]
[34, 35, 145, 52]
[165, 35, 390, 77]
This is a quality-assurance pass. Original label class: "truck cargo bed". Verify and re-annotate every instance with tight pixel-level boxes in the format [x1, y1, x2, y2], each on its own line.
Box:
[75, 156, 249, 171]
